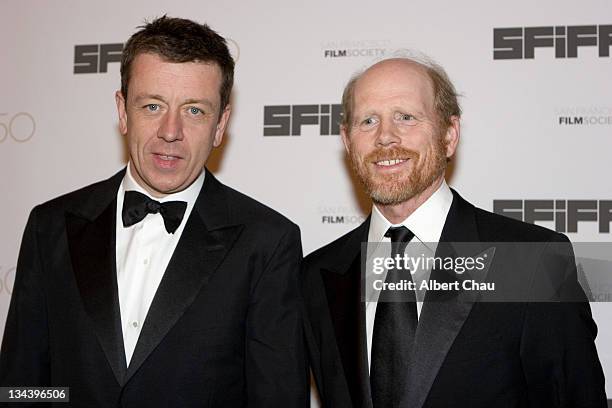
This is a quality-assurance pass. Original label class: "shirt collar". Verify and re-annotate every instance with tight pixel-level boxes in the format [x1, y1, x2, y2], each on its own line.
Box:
[121, 164, 205, 205]
[117, 164, 205, 232]
[368, 180, 453, 249]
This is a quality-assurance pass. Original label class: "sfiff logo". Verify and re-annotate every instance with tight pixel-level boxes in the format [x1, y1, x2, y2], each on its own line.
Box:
[74, 39, 239, 73]
[493, 200, 612, 233]
[74, 43, 123, 74]
[493, 25, 612, 59]
[263, 104, 342, 136]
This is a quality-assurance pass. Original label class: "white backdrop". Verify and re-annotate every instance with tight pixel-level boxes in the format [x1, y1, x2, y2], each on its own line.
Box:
[1, 0, 611, 402]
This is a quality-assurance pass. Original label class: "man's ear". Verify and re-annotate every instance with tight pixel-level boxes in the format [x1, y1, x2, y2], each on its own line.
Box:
[115, 91, 128, 136]
[443, 116, 460, 158]
[213, 105, 231, 147]
[340, 125, 351, 154]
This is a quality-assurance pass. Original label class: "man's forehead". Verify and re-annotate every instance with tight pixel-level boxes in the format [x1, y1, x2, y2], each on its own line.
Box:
[126, 53, 223, 107]
[128, 53, 222, 88]
[354, 59, 434, 103]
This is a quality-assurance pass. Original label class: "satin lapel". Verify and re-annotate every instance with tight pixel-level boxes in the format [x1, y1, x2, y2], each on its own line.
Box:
[67, 198, 127, 386]
[125, 170, 244, 382]
[403, 190, 486, 408]
[321, 219, 373, 408]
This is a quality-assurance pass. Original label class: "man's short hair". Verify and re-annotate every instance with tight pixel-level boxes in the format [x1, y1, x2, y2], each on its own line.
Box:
[120, 15, 234, 111]
[341, 54, 461, 132]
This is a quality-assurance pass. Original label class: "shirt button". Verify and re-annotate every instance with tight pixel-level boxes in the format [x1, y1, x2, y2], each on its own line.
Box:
[143, 258, 149, 265]
[132, 321, 139, 328]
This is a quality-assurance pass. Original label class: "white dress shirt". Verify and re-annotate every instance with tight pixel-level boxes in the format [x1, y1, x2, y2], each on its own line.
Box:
[115, 165, 204, 364]
[365, 180, 453, 371]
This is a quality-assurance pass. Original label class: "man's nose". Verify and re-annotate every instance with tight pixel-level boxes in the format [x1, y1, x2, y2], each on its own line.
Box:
[375, 119, 400, 147]
[157, 109, 184, 142]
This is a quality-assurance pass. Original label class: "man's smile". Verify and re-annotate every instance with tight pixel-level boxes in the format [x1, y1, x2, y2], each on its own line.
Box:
[374, 158, 408, 167]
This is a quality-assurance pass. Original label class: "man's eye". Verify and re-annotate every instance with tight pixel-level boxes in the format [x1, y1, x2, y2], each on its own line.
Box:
[396, 113, 415, 121]
[356, 116, 379, 131]
[188, 107, 203, 115]
[360, 117, 378, 126]
[145, 104, 160, 112]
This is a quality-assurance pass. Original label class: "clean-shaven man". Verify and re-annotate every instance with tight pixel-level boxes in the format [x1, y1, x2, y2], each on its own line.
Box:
[1, 16, 307, 407]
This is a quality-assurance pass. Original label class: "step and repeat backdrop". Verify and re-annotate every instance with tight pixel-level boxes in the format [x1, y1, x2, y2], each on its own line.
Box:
[1, 0, 611, 402]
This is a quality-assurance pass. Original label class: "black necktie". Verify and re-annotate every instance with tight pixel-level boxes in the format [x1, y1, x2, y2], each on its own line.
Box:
[122, 190, 187, 234]
[371, 226, 417, 408]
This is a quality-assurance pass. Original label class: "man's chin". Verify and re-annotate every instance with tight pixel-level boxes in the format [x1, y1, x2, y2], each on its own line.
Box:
[370, 193, 409, 206]
[138, 176, 185, 198]
[367, 183, 414, 206]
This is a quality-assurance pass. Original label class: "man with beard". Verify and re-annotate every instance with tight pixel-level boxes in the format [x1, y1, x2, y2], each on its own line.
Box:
[301, 57, 606, 407]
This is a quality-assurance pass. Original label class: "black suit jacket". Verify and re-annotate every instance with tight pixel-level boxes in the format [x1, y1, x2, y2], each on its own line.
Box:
[1, 169, 308, 407]
[302, 190, 606, 408]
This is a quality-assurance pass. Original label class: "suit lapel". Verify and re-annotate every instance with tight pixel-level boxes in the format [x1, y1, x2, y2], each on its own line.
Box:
[125, 170, 243, 382]
[320, 219, 373, 408]
[403, 190, 489, 408]
[66, 170, 127, 386]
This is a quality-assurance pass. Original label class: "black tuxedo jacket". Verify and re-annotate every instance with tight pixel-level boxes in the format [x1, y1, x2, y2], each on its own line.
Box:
[302, 190, 606, 408]
[1, 169, 308, 407]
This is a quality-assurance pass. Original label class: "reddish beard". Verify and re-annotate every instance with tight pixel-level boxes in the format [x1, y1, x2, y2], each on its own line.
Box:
[349, 139, 447, 205]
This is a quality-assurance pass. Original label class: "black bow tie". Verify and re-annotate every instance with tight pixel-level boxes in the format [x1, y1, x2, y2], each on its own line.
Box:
[122, 190, 187, 234]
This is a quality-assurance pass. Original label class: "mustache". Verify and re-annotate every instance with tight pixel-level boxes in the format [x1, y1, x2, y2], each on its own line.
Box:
[363, 146, 419, 163]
